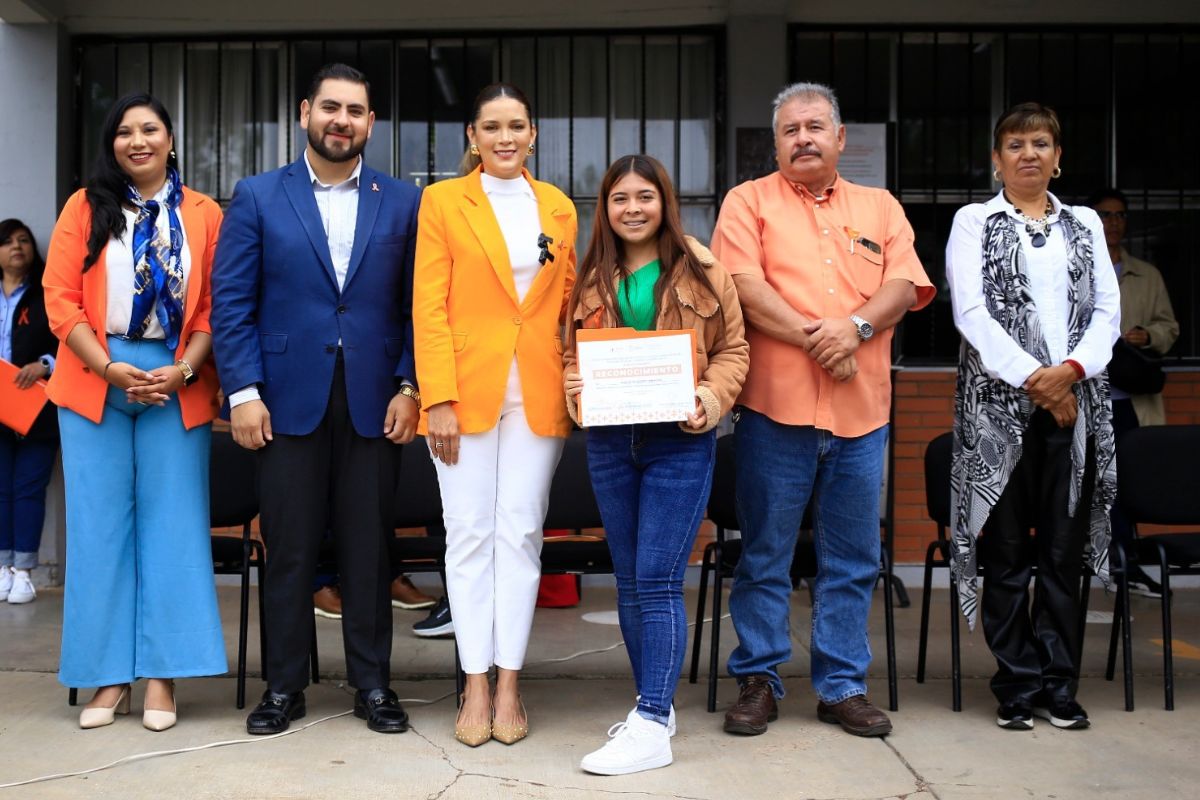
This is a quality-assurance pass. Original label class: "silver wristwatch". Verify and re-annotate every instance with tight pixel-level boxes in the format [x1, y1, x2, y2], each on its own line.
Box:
[850, 314, 874, 342]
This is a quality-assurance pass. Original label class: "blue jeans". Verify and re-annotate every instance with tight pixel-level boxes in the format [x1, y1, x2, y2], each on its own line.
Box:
[728, 408, 887, 703]
[0, 431, 57, 570]
[587, 423, 716, 725]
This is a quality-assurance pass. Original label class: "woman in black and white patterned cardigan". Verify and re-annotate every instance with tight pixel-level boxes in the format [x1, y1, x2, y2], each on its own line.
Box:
[945, 102, 1120, 732]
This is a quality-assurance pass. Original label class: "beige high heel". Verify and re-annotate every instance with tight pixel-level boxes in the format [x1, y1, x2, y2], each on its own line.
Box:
[454, 694, 492, 747]
[491, 697, 528, 745]
[143, 680, 177, 732]
[79, 685, 131, 729]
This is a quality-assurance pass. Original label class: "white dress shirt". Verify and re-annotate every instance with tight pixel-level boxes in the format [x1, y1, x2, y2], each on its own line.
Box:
[229, 153, 362, 409]
[945, 191, 1121, 388]
[105, 181, 192, 339]
[480, 171, 542, 303]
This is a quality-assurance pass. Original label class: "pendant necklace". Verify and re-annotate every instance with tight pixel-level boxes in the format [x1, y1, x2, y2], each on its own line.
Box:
[1010, 196, 1055, 248]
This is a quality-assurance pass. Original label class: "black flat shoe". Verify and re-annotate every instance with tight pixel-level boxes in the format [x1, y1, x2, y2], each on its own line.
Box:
[246, 690, 306, 735]
[1033, 699, 1090, 730]
[355, 687, 409, 733]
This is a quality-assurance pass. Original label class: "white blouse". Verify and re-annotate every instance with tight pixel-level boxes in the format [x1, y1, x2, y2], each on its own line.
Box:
[105, 182, 192, 339]
[945, 191, 1120, 388]
[480, 171, 542, 303]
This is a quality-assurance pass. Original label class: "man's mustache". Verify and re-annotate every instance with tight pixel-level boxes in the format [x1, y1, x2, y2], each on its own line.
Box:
[791, 146, 820, 162]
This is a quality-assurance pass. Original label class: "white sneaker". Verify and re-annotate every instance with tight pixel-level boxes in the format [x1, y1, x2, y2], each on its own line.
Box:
[581, 711, 673, 776]
[633, 696, 677, 737]
[0, 567, 12, 601]
[7, 569, 35, 604]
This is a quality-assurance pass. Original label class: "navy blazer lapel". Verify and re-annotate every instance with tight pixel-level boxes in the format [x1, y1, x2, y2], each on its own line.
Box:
[283, 159, 338, 289]
[344, 165, 382, 290]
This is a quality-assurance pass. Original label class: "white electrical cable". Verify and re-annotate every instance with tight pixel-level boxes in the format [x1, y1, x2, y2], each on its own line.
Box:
[0, 613, 730, 789]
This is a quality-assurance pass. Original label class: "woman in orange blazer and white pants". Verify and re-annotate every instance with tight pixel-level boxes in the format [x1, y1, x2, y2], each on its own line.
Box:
[414, 83, 576, 746]
[44, 94, 225, 731]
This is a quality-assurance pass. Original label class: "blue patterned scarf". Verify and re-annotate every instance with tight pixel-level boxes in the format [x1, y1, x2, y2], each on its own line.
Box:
[950, 203, 1116, 629]
[125, 166, 185, 349]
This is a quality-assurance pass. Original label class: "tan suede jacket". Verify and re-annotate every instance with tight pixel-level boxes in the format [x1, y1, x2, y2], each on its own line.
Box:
[563, 238, 749, 433]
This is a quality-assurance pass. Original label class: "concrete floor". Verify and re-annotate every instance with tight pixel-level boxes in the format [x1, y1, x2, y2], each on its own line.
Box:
[1, 579, 1199, 799]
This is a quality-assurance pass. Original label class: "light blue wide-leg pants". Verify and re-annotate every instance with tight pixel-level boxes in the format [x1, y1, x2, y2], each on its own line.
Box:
[58, 337, 226, 688]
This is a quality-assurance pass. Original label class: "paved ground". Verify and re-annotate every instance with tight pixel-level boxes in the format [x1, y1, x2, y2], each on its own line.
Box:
[1, 579, 1198, 799]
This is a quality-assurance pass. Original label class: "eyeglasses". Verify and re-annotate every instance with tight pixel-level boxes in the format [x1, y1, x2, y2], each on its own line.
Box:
[1095, 210, 1127, 220]
[537, 233, 555, 266]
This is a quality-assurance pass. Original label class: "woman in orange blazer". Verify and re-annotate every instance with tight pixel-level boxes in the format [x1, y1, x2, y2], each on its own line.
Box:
[414, 83, 576, 747]
[44, 93, 226, 732]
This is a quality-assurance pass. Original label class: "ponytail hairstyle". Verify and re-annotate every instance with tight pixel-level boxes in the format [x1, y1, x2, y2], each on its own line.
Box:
[83, 93, 178, 272]
[458, 82, 534, 176]
[568, 154, 721, 349]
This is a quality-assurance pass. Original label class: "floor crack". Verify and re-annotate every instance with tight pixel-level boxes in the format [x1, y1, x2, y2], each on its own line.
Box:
[883, 737, 942, 800]
[406, 723, 465, 800]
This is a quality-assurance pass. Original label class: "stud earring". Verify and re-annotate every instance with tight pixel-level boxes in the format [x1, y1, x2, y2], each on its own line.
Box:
[993, 169, 1002, 182]
[169, 149, 177, 161]
[469, 143, 480, 156]
[1051, 166, 1062, 179]
[527, 144, 535, 156]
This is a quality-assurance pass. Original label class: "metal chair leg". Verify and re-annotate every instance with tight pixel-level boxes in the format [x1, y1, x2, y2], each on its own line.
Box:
[237, 534, 251, 710]
[917, 540, 941, 684]
[310, 616, 320, 684]
[707, 558, 724, 713]
[690, 543, 714, 684]
[882, 551, 898, 712]
[1158, 543, 1174, 710]
[454, 645, 465, 706]
[68, 688, 78, 706]
[256, 553, 268, 685]
[1076, 566, 1092, 669]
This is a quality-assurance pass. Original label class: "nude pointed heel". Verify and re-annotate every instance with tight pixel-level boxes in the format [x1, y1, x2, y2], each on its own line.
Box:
[79, 685, 131, 729]
[143, 680, 177, 732]
[454, 694, 492, 747]
[492, 698, 528, 745]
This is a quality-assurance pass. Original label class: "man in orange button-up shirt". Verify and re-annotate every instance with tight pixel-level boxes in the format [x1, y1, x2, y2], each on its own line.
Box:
[712, 82, 934, 739]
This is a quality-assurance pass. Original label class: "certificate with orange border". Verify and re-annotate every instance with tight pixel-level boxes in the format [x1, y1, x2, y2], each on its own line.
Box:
[0, 359, 49, 436]
[576, 328, 697, 427]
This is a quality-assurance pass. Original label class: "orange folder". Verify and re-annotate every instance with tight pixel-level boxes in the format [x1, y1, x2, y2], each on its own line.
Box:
[0, 359, 50, 436]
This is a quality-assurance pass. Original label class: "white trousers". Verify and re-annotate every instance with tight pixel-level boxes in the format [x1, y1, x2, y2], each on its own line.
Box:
[434, 361, 564, 673]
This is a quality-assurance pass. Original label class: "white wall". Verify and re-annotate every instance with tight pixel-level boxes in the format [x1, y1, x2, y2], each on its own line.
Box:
[0, 22, 62, 246]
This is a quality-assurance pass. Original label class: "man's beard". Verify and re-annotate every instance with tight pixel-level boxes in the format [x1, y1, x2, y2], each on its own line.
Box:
[308, 125, 365, 163]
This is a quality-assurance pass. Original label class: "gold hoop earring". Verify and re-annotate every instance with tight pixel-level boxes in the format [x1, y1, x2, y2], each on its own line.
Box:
[527, 144, 535, 156]
[469, 143, 480, 156]
[993, 169, 1002, 183]
[1052, 166, 1062, 179]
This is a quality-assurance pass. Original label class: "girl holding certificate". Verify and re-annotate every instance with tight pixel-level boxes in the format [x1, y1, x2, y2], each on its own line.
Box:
[563, 155, 748, 775]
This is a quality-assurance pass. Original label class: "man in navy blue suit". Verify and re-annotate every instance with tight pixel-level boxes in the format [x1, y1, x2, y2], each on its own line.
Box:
[212, 64, 421, 735]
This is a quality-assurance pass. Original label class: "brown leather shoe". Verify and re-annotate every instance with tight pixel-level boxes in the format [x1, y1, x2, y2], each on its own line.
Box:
[723, 676, 778, 735]
[391, 575, 437, 610]
[313, 585, 343, 619]
[817, 695, 892, 737]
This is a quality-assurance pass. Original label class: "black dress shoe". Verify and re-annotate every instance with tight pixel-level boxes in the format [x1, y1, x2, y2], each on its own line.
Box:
[355, 688, 410, 733]
[246, 690, 306, 735]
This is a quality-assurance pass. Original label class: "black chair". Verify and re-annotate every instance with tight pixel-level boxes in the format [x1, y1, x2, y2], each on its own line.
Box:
[688, 434, 898, 713]
[541, 429, 611, 577]
[917, 431, 1092, 711]
[1106, 425, 1200, 711]
[68, 429, 272, 709]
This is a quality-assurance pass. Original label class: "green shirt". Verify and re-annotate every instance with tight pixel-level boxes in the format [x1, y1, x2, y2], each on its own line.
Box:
[617, 260, 661, 332]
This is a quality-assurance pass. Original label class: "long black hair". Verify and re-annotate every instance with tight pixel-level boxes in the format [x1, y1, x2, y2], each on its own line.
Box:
[0, 218, 46, 289]
[83, 93, 178, 272]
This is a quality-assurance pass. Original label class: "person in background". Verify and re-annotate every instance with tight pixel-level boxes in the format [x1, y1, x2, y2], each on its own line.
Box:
[947, 103, 1120, 731]
[0, 219, 59, 605]
[43, 93, 227, 732]
[712, 82, 933, 740]
[413, 82, 576, 747]
[1088, 187, 1179, 598]
[564, 154, 748, 775]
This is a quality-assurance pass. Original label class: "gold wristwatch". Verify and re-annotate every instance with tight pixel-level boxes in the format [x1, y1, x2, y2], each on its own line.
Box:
[398, 384, 421, 409]
[175, 358, 197, 386]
